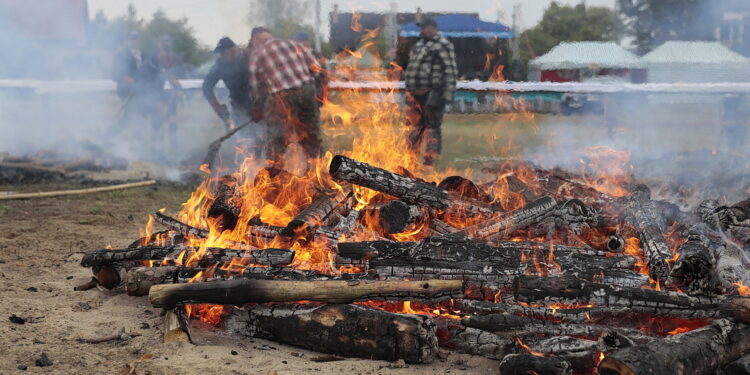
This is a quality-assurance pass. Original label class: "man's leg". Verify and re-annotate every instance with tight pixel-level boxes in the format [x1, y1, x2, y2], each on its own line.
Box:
[264, 94, 291, 167]
[405, 93, 428, 154]
[422, 104, 444, 166]
[293, 84, 322, 160]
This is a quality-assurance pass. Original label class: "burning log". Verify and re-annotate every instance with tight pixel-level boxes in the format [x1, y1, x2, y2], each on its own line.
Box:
[362, 200, 426, 234]
[498, 353, 572, 375]
[598, 319, 750, 375]
[457, 196, 557, 240]
[125, 265, 333, 296]
[281, 190, 352, 237]
[163, 307, 192, 343]
[331, 209, 360, 237]
[153, 212, 256, 250]
[530, 336, 606, 372]
[148, 279, 462, 307]
[725, 354, 750, 375]
[81, 246, 294, 268]
[620, 185, 673, 282]
[206, 175, 240, 231]
[513, 275, 750, 323]
[224, 303, 438, 364]
[328, 155, 494, 216]
[669, 226, 716, 294]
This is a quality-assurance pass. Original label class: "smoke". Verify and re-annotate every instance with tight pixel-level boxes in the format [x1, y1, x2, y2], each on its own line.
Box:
[0, 1, 224, 182]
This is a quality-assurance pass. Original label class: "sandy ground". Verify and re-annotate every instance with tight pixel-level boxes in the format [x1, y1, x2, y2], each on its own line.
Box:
[0, 183, 498, 375]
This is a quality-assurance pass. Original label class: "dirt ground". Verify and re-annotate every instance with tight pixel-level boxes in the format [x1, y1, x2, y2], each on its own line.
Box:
[0, 182, 498, 375]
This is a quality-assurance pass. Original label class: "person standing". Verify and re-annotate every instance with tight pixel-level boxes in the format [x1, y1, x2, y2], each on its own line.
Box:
[248, 27, 322, 166]
[110, 31, 143, 134]
[403, 17, 457, 166]
[202, 37, 252, 131]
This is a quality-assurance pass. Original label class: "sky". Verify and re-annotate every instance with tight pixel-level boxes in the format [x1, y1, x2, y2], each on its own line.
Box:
[88, 0, 616, 47]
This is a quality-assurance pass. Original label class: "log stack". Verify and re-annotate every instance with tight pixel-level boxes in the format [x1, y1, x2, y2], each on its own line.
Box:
[73, 155, 750, 371]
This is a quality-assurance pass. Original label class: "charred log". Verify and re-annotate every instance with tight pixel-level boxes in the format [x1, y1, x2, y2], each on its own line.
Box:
[163, 307, 191, 343]
[599, 319, 750, 375]
[457, 196, 556, 240]
[206, 175, 240, 231]
[513, 275, 750, 323]
[434, 318, 513, 360]
[81, 246, 294, 268]
[669, 226, 716, 295]
[224, 303, 437, 364]
[153, 212, 255, 250]
[620, 185, 672, 282]
[282, 190, 352, 237]
[149, 279, 462, 307]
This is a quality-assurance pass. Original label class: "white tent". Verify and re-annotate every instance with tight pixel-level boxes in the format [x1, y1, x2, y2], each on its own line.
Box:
[643, 41, 750, 83]
[530, 41, 645, 71]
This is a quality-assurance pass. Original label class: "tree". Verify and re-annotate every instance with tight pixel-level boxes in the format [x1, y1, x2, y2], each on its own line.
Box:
[247, 0, 333, 56]
[88, 4, 211, 68]
[617, 0, 715, 55]
[519, 2, 624, 62]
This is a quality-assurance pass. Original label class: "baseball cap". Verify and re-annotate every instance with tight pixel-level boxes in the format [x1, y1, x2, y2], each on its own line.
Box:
[417, 17, 438, 28]
[214, 37, 236, 53]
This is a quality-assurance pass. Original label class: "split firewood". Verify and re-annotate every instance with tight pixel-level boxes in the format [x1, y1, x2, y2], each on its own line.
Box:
[456, 196, 557, 240]
[148, 279, 463, 307]
[125, 265, 333, 296]
[598, 319, 750, 375]
[513, 275, 750, 323]
[668, 225, 716, 294]
[81, 246, 294, 268]
[498, 353, 572, 375]
[328, 155, 494, 217]
[281, 189, 352, 237]
[224, 303, 437, 364]
[163, 307, 192, 343]
[619, 184, 672, 282]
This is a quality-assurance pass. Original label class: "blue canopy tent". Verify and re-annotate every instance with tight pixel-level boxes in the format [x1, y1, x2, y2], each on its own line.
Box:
[399, 14, 514, 38]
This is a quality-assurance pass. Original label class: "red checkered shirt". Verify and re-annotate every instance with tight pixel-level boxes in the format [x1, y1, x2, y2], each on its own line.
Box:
[248, 38, 320, 98]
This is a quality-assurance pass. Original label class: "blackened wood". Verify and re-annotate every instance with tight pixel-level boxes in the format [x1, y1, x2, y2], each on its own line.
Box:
[148, 279, 463, 307]
[329, 155, 494, 217]
[224, 303, 437, 364]
[438, 176, 493, 204]
[598, 319, 750, 375]
[206, 175, 240, 231]
[81, 246, 294, 267]
[620, 184, 672, 282]
[463, 314, 652, 343]
[513, 275, 750, 323]
[363, 200, 425, 234]
[724, 354, 750, 375]
[282, 190, 351, 237]
[429, 218, 459, 234]
[153, 212, 256, 250]
[669, 226, 716, 295]
[330, 155, 451, 209]
[530, 336, 602, 372]
[434, 318, 512, 360]
[499, 353, 572, 375]
[457, 196, 556, 240]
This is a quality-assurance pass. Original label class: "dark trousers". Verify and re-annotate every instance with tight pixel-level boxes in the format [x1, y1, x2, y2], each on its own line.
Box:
[265, 83, 322, 165]
[406, 92, 444, 166]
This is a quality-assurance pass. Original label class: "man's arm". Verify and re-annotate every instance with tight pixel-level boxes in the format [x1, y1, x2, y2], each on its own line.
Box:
[202, 62, 229, 121]
[438, 40, 458, 103]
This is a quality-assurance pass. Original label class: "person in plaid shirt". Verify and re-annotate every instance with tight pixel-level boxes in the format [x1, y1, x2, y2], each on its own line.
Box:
[248, 27, 322, 166]
[403, 17, 457, 166]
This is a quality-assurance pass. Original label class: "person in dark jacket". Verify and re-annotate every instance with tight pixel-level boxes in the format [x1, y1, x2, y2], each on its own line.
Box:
[202, 37, 252, 130]
[111, 31, 143, 100]
[403, 17, 457, 167]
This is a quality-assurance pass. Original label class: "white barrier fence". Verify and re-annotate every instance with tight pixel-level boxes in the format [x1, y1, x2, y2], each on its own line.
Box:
[2, 79, 750, 95]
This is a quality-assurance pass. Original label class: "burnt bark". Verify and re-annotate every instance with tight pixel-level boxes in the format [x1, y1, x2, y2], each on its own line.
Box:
[457, 196, 557, 240]
[206, 175, 240, 231]
[81, 246, 294, 268]
[513, 275, 750, 323]
[153, 212, 255, 250]
[224, 303, 437, 364]
[620, 185, 672, 282]
[149, 279, 463, 307]
[599, 319, 750, 375]
[669, 226, 716, 295]
[434, 318, 513, 360]
[282, 190, 352, 237]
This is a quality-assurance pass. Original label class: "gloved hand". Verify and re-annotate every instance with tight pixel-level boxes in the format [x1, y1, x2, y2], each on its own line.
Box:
[217, 104, 230, 121]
